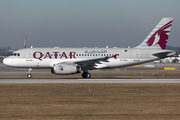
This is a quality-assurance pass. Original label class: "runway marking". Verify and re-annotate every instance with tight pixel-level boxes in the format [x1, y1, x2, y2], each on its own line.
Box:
[0, 79, 180, 83]
[164, 67, 178, 70]
[78, 79, 180, 81]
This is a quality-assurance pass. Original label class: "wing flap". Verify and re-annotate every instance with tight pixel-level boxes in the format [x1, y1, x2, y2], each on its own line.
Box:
[72, 54, 118, 66]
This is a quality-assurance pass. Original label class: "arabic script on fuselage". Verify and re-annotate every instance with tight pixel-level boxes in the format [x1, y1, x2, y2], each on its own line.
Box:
[84, 50, 107, 54]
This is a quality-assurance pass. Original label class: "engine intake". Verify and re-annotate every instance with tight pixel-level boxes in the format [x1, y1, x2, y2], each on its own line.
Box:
[51, 63, 81, 75]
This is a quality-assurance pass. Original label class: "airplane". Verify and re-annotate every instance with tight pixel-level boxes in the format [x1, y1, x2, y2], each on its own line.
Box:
[170, 54, 180, 62]
[154, 54, 180, 63]
[3, 18, 175, 78]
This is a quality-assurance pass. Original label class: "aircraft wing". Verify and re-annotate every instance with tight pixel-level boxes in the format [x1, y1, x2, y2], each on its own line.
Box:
[57, 54, 118, 68]
[73, 56, 109, 65]
[151, 50, 175, 58]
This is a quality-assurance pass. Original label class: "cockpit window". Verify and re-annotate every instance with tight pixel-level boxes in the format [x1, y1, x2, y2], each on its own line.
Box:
[11, 53, 15, 56]
[11, 53, 20, 56]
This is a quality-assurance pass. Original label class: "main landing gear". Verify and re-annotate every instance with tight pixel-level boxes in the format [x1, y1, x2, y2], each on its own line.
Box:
[27, 68, 32, 78]
[82, 72, 91, 78]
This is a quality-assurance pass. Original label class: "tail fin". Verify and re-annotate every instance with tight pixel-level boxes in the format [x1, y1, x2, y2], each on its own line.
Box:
[174, 53, 179, 57]
[136, 18, 173, 49]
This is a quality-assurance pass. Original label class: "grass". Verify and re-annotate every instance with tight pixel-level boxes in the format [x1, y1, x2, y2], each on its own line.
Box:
[0, 83, 180, 120]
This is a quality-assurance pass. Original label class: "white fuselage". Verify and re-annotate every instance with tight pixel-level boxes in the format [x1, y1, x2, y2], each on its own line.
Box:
[3, 47, 173, 70]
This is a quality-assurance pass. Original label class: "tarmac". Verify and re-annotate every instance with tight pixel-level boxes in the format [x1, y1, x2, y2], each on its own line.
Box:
[1, 62, 180, 83]
[0, 78, 180, 83]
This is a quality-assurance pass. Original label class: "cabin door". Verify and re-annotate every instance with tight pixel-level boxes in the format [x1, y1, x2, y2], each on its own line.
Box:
[26, 50, 33, 61]
[134, 50, 140, 61]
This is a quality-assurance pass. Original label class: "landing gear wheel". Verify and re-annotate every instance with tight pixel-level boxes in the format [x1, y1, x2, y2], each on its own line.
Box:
[82, 72, 87, 78]
[86, 73, 91, 78]
[82, 72, 91, 78]
[27, 68, 32, 78]
[27, 74, 32, 78]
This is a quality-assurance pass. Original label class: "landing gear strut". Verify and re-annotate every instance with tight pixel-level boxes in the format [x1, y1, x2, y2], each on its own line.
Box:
[82, 72, 91, 78]
[27, 68, 32, 78]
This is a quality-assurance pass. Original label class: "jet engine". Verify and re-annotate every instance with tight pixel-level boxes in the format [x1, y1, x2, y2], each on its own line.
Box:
[51, 63, 81, 75]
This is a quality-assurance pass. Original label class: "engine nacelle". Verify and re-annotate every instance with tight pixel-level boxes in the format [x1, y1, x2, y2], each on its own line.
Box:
[51, 63, 81, 75]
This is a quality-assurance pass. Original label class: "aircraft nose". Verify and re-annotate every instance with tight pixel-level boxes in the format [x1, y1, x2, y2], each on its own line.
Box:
[3, 58, 11, 66]
[3, 58, 7, 65]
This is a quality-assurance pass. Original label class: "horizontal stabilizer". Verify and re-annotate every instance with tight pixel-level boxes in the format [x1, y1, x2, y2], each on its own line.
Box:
[151, 50, 175, 58]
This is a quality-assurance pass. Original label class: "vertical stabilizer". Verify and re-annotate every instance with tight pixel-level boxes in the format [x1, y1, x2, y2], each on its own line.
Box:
[136, 18, 173, 49]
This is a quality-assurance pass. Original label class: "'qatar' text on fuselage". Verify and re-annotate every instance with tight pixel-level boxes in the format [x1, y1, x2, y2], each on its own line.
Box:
[33, 51, 76, 61]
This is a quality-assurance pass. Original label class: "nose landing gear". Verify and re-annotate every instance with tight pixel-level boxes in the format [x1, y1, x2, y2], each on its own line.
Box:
[27, 68, 32, 78]
[27, 74, 32, 78]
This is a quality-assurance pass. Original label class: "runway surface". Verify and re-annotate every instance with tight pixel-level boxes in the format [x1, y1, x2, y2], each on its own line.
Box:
[1, 78, 180, 83]
[1, 63, 180, 83]
[1, 62, 180, 75]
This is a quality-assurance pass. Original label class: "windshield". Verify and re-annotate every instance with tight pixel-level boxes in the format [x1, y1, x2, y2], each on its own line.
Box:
[11, 53, 20, 56]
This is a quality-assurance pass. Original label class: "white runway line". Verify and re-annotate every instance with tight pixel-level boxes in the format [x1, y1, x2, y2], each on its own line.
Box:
[0, 79, 180, 83]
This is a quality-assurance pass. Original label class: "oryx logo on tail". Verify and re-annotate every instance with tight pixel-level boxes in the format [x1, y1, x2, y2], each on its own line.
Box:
[146, 20, 173, 49]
